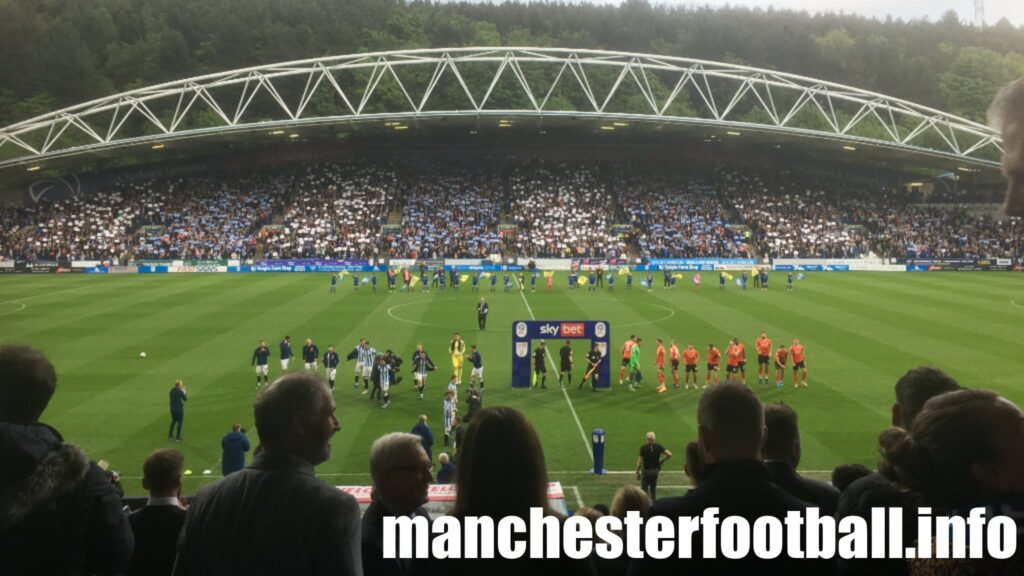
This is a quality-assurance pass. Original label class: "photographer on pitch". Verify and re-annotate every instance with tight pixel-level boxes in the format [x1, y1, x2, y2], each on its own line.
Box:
[221, 423, 250, 477]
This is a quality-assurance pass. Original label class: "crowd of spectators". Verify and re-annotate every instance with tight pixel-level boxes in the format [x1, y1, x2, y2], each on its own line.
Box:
[260, 162, 397, 260]
[126, 174, 282, 261]
[389, 162, 504, 259]
[1, 159, 1022, 262]
[615, 166, 748, 259]
[721, 168, 882, 259]
[508, 160, 625, 259]
[869, 204, 1024, 260]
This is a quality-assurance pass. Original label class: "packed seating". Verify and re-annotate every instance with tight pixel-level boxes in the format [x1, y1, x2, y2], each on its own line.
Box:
[720, 168, 880, 259]
[390, 162, 504, 259]
[261, 162, 397, 260]
[125, 174, 281, 261]
[1, 159, 1021, 262]
[508, 159, 624, 258]
[615, 165, 748, 258]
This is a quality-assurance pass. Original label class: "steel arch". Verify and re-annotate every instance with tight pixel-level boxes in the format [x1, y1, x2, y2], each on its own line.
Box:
[0, 47, 1004, 169]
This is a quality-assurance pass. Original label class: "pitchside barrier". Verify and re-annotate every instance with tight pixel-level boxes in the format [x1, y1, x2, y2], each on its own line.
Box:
[8, 257, 1019, 273]
[511, 320, 611, 389]
[338, 482, 568, 517]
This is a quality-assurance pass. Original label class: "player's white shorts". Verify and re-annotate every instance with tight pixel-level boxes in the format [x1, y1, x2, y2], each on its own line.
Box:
[415, 372, 427, 384]
[381, 380, 390, 394]
[444, 414, 454, 434]
[255, 364, 269, 376]
[305, 362, 316, 371]
[327, 368, 337, 381]
[280, 359, 290, 370]
[360, 365, 373, 379]
[471, 367, 484, 380]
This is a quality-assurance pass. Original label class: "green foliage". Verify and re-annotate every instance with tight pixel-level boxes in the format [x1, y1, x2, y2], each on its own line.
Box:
[0, 0, 1021, 127]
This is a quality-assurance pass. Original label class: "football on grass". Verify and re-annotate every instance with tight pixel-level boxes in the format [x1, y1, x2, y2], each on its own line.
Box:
[139, 352, 147, 358]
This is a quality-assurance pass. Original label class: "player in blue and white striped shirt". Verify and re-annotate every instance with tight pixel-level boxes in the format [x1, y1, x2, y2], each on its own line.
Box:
[358, 341, 377, 394]
[411, 344, 436, 400]
[377, 356, 394, 408]
[443, 389, 458, 446]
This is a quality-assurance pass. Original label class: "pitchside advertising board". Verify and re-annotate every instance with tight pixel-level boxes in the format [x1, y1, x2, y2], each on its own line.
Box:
[511, 320, 611, 389]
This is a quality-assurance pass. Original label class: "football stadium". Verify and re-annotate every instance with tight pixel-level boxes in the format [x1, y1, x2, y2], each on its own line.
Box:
[1, 2, 1023, 575]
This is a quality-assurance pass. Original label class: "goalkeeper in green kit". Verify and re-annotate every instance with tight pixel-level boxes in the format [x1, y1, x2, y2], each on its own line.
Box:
[629, 337, 643, 391]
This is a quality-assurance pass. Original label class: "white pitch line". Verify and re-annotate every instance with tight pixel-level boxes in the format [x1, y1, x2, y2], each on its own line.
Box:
[1011, 298, 1024, 309]
[570, 485, 584, 509]
[517, 281, 594, 461]
[0, 285, 93, 316]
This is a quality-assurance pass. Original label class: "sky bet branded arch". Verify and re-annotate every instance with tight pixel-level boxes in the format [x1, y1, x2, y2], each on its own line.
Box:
[512, 320, 611, 389]
[0, 47, 1004, 171]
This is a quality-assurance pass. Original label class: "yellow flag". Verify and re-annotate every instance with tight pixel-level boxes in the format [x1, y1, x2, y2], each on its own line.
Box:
[543, 271, 554, 278]
[724, 272, 734, 281]
[618, 267, 629, 276]
[339, 271, 348, 279]
[410, 275, 419, 287]
[460, 274, 469, 283]
[482, 272, 491, 278]
[672, 273, 684, 279]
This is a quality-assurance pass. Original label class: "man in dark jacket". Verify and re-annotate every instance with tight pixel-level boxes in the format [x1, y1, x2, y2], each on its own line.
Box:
[362, 432, 433, 576]
[220, 423, 250, 476]
[173, 373, 361, 576]
[763, 402, 840, 515]
[411, 415, 434, 465]
[0, 344, 134, 576]
[835, 367, 960, 576]
[126, 449, 186, 576]
[629, 383, 831, 576]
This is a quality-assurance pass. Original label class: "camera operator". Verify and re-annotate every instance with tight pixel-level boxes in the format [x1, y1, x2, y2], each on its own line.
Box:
[221, 423, 250, 477]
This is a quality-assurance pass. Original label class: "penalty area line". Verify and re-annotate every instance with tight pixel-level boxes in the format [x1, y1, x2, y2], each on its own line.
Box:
[516, 281, 594, 462]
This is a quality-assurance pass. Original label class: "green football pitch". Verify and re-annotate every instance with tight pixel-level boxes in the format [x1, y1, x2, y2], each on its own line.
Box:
[2, 272, 1023, 507]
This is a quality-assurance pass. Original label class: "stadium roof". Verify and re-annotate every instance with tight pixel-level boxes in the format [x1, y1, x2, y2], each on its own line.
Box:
[0, 47, 1005, 183]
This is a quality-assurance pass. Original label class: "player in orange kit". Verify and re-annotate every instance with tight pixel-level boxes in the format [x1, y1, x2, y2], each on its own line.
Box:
[682, 344, 699, 389]
[655, 339, 667, 393]
[774, 344, 789, 388]
[705, 344, 721, 389]
[755, 331, 772, 386]
[619, 334, 636, 386]
[734, 338, 747, 384]
[790, 338, 807, 388]
[669, 340, 681, 389]
[725, 340, 740, 384]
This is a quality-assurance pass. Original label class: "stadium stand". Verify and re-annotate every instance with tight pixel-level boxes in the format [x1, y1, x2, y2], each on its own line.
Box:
[1, 159, 1020, 262]
[508, 159, 625, 259]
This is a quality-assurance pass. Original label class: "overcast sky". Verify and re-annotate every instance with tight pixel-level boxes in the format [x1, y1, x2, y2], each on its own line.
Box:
[454, 1, 1024, 26]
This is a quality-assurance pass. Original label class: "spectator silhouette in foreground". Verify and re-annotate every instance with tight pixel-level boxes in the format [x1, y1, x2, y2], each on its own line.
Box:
[683, 440, 704, 488]
[836, 366, 960, 576]
[438, 405, 596, 575]
[595, 485, 651, 576]
[879, 389, 1024, 576]
[126, 449, 186, 576]
[436, 451, 456, 484]
[220, 423, 250, 476]
[989, 77, 1024, 217]
[173, 372, 361, 576]
[630, 382, 833, 576]
[0, 344, 134, 576]
[763, 402, 841, 515]
[362, 432, 433, 576]
[831, 463, 872, 493]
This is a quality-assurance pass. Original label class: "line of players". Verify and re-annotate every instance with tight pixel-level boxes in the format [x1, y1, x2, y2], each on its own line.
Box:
[615, 331, 809, 391]
[249, 334, 485, 439]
